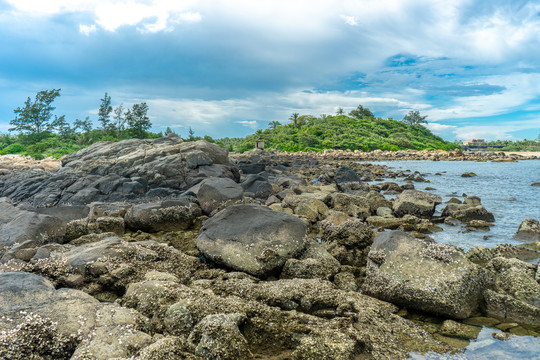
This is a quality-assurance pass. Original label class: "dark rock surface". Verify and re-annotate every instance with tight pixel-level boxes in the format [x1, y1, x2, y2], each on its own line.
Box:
[197, 204, 307, 277]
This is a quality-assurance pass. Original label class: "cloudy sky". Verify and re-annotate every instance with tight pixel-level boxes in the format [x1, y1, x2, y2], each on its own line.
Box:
[1, 0, 540, 141]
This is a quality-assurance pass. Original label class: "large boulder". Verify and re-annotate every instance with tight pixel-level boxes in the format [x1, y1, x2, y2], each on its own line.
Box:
[483, 257, 540, 326]
[441, 195, 495, 222]
[197, 204, 307, 277]
[392, 190, 442, 218]
[363, 231, 487, 319]
[196, 177, 244, 215]
[125, 200, 202, 232]
[514, 218, 540, 241]
[241, 174, 273, 199]
[0, 198, 66, 247]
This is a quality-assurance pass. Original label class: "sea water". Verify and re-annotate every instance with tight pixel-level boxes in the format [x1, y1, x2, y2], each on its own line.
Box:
[359, 159, 540, 359]
[363, 159, 540, 252]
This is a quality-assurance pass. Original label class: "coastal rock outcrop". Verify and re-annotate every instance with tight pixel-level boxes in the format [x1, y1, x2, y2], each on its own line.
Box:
[441, 195, 495, 223]
[362, 230, 487, 319]
[0, 136, 240, 207]
[196, 204, 307, 277]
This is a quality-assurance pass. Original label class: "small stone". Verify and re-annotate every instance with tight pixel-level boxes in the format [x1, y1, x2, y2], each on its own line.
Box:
[492, 332, 511, 341]
[495, 322, 519, 331]
[439, 320, 482, 340]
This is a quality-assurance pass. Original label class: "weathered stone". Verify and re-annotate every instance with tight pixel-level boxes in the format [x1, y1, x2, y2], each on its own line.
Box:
[125, 200, 202, 232]
[197, 204, 307, 278]
[196, 177, 243, 215]
[514, 218, 540, 241]
[392, 190, 442, 218]
[363, 231, 486, 319]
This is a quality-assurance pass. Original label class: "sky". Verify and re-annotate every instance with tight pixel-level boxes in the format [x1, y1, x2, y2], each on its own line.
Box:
[1, 0, 540, 141]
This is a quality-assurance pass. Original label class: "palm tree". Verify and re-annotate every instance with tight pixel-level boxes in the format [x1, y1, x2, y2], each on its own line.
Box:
[268, 120, 281, 129]
[289, 113, 300, 127]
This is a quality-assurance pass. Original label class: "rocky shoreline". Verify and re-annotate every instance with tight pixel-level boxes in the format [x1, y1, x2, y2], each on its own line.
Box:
[0, 135, 538, 359]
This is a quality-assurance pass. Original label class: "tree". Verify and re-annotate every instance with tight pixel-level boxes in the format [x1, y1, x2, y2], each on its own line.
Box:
[349, 105, 373, 119]
[402, 110, 428, 125]
[74, 116, 93, 133]
[268, 120, 281, 129]
[51, 115, 75, 138]
[164, 126, 175, 135]
[113, 104, 125, 136]
[9, 89, 62, 137]
[336, 107, 344, 115]
[125, 102, 151, 138]
[289, 113, 300, 127]
[188, 127, 195, 140]
[98, 92, 114, 132]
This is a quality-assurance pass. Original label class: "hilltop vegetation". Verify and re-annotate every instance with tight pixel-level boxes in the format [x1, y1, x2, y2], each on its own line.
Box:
[216, 113, 459, 153]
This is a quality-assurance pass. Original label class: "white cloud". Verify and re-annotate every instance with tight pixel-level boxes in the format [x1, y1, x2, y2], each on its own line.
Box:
[427, 123, 456, 131]
[426, 73, 540, 121]
[79, 24, 96, 35]
[6, 0, 201, 33]
[236, 120, 258, 129]
[340, 15, 357, 26]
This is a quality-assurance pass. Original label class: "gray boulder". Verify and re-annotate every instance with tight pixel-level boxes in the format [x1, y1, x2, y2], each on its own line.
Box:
[0, 271, 55, 314]
[187, 313, 252, 360]
[363, 231, 486, 319]
[392, 190, 442, 218]
[125, 200, 202, 232]
[0, 198, 66, 247]
[483, 257, 540, 326]
[196, 177, 243, 215]
[441, 195, 495, 222]
[514, 218, 540, 241]
[197, 204, 307, 277]
[241, 174, 273, 199]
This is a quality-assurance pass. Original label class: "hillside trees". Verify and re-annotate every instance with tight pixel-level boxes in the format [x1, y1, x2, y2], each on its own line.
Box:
[402, 110, 428, 125]
[9, 89, 62, 141]
[98, 92, 114, 132]
[125, 102, 151, 138]
[349, 104, 374, 119]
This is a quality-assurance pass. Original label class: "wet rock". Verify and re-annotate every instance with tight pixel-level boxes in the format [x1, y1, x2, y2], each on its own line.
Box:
[466, 246, 494, 266]
[461, 172, 477, 177]
[439, 320, 481, 340]
[363, 231, 487, 319]
[197, 204, 307, 278]
[514, 218, 540, 241]
[441, 196, 495, 223]
[483, 257, 540, 326]
[492, 332, 512, 341]
[392, 190, 442, 219]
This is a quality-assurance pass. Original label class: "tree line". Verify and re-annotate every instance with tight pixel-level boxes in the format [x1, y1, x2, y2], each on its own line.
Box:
[2, 89, 156, 159]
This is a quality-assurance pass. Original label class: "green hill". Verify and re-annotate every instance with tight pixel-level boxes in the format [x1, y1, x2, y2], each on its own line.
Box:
[217, 115, 459, 153]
